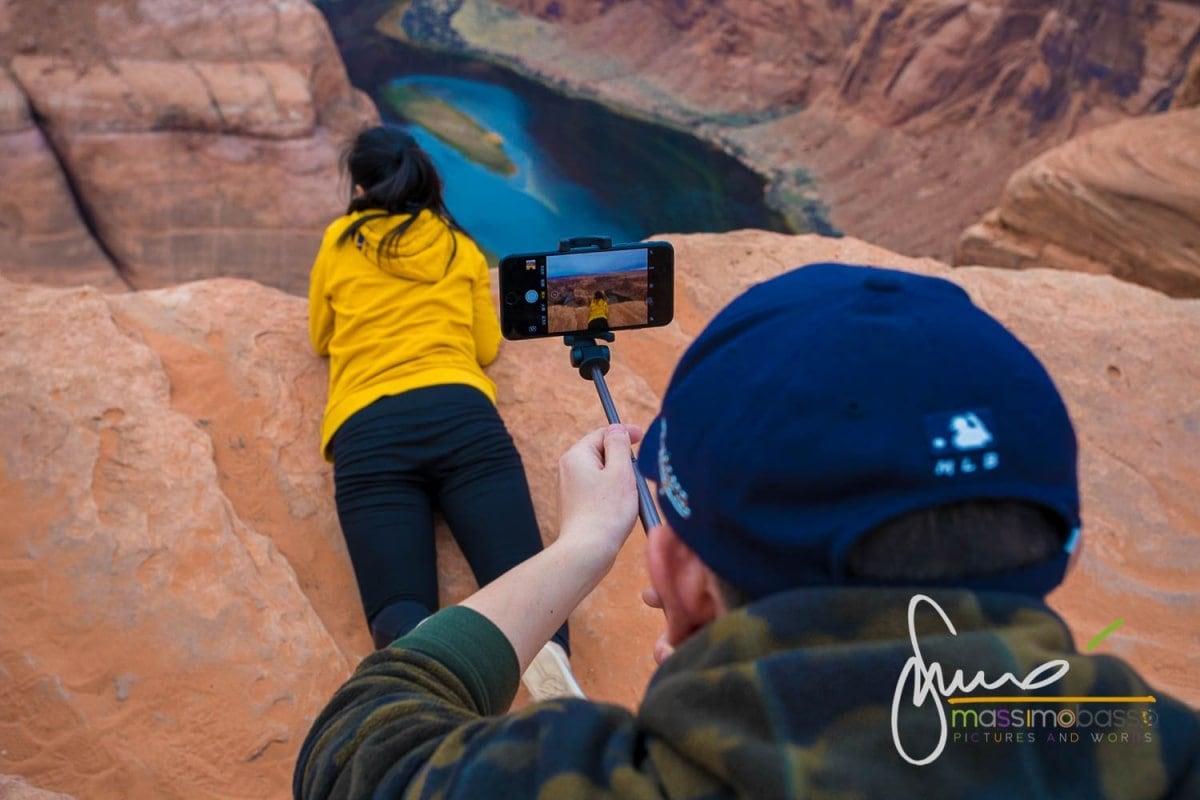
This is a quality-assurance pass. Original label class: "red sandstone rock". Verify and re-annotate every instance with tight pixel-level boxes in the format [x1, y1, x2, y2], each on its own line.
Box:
[2, 233, 1197, 797]
[408, 0, 1200, 259]
[1174, 48, 1200, 109]
[0, 68, 121, 290]
[0, 279, 357, 798]
[0, 775, 76, 800]
[5, 0, 1195, 288]
[486, 0, 1199, 128]
[0, 0, 377, 295]
[956, 108, 1200, 297]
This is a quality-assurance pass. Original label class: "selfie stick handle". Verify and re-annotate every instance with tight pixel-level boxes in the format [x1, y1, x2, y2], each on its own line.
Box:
[590, 365, 662, 533]
[565, 334, 662, 533]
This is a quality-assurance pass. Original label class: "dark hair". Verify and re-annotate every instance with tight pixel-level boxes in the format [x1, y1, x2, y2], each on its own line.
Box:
[336, 126, 468, 266]
[594, 290, 604, 300]
[716, 500, 1067, 609]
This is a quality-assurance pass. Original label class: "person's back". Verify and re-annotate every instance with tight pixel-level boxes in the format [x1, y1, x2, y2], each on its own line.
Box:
[310, 127, 501, 460]
[296, 262, 1199, 799]
[308, 127, 576, 688]
[588, 290, 609, 331]
[312, 206, 496, 454]
[296, 519, 1200, 799]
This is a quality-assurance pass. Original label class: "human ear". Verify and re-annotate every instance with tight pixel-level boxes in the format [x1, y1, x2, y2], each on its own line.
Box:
[1065, 526, 1084, 575]
[647, 524, 723, 647]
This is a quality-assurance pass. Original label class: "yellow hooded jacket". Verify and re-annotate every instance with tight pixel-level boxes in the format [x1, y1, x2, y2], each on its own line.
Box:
[588, 296, 609, 323]
[309, 209, 501, 461]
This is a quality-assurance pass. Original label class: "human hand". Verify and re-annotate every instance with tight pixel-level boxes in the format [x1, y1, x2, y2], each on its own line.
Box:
[556, 424, 643, 570]
[458, 423, 643, 672]
[641, 586, 675, 665]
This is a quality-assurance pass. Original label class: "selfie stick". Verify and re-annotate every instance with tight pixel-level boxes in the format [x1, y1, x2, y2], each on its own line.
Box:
[564, 332, 661, 533]
[558, 236, 661, 533]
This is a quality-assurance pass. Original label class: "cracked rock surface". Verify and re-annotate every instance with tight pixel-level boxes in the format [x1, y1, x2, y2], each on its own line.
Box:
[0, 0, 376, 295]
[2, 232, 1198, 798]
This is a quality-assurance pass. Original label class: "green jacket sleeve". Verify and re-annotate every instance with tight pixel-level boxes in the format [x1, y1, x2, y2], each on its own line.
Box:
[293, 607, 518, 799]
[293, 607, 650, 800]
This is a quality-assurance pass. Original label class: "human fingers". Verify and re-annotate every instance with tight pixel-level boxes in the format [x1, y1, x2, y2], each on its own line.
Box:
[600, 424, 634, 472]
[621, 423, 644, 446]
[558, 425, 640, 563]
[559, 425, 611, 472]
[560, 423, 642, 470]
[653, 633, 675, 665]
[558, 425, 635, 485]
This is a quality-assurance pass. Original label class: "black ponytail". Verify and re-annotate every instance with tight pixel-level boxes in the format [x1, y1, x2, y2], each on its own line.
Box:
[336, 126, 469, 268]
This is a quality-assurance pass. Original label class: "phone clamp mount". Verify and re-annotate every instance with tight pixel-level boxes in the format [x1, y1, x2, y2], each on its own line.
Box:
[558, 236, 661, 532]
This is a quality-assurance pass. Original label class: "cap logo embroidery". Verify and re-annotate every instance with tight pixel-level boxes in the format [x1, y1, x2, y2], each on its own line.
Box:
[925, 409, 1000, 478]
[657, 420, 692, 519]
[948, 412, 992, 450]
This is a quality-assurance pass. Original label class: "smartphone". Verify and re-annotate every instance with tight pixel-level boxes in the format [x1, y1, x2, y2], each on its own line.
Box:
[499, 241, 674, 340]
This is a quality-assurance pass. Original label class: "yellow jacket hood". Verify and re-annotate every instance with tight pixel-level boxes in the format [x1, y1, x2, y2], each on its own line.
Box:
[309, 209, 503, 461]
[348, 209, 460, 282]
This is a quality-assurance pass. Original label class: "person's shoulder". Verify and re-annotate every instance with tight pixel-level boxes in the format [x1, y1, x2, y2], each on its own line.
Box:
[451, 228, 487, 267]
[479, 697, 639, 754]
[451, 238, 490, 285]
[426, 699, 644, 797]
[319, 213, 358, 246]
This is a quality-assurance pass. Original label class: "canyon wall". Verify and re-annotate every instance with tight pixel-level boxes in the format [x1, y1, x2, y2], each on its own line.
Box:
[1173, 45, 1200, 108]
[956, 107, 1200, 297]
[6, 1, 1196, 293]
[489, 0, 1195, 124]
[0, 0, 376, 295]
[391, 0, 1200, 259]
[1, 3, 1197, 797]
[953, 36, 1200, 297]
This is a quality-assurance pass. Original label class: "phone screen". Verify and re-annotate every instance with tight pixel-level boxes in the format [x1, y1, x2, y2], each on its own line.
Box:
[500, 242, 673, 340]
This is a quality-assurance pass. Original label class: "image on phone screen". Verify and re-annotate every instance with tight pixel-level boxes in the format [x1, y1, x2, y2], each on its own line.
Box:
[545, 248, 649, 334]
[499, 240, 672, 339]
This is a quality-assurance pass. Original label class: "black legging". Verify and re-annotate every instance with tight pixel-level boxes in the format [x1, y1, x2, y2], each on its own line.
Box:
[331, 384, 569, 652]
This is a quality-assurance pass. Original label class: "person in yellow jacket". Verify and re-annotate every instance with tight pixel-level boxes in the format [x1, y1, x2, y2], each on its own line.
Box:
[587, 290, 609, 331]
[309, 126, 577, 699]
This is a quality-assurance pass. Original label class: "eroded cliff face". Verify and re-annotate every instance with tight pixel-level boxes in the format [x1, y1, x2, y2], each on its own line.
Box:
[1, 4, 1197, 798]
[391, 0, 1200, 259]
[0, 0, 376, 295]
[5, 0, 1195, 293]
[497, 0, 1195, 125]
[2, 235, 1198, 799]
[0, 64, 122, 290]
[957, 107, 1200, 297]
[1174, 46, 1200, 108]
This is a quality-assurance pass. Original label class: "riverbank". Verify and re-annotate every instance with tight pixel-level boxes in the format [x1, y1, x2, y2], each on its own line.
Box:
[315, 0, 795, 257]
[375, 0, 838, 236]
[381, 82, 518, 176]
[377, 0, 1200, 262]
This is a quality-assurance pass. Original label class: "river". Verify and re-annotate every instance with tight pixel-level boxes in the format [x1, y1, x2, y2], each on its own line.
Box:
[315, 0, 791, 258]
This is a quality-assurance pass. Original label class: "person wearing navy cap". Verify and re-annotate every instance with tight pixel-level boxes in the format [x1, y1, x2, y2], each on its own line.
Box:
[296, 263, 1199, 800]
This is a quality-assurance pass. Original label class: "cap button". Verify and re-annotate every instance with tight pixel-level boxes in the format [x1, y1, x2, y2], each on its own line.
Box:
[863, 274, 903, 293]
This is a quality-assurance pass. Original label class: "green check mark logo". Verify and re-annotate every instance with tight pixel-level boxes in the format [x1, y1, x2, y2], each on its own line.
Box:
[1086, 619, 1124, 652]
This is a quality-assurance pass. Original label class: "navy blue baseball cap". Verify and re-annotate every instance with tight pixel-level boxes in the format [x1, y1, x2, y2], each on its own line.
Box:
[636, 263, 1080, 599]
